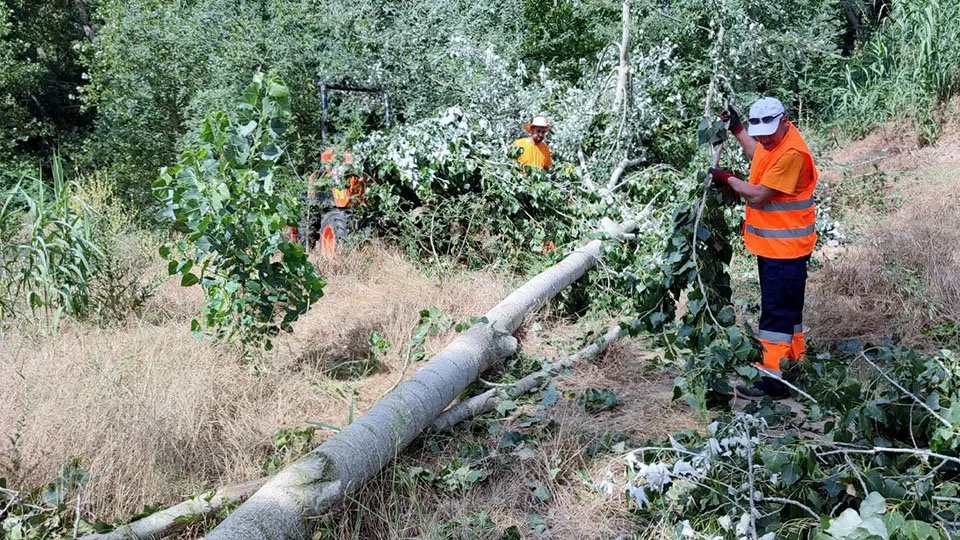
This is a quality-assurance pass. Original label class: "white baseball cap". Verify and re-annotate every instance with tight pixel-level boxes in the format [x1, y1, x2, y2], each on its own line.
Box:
[747, 97, 786, 137]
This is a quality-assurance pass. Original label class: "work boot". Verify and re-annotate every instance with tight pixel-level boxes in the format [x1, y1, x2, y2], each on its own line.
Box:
[736, 377, 790, 400]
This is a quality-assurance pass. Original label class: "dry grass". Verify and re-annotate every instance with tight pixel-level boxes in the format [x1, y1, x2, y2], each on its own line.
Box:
[806, 119, 960, 349]
[1, 238, 692, 538]
[0, 242, 515, 522]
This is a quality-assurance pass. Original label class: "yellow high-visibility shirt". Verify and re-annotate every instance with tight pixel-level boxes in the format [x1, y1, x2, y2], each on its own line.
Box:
[513, 138, 552, 169]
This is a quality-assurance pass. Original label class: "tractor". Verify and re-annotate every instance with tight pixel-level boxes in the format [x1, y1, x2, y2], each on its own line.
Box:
[293, 81, 390, 259]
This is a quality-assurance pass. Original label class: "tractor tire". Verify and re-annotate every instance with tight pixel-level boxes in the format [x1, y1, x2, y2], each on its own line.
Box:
[298, 213, 319, 249]
[319, 209, 351, 260]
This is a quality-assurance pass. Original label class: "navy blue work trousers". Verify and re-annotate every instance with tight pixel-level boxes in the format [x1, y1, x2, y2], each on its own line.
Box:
[757, 255, 810, 368]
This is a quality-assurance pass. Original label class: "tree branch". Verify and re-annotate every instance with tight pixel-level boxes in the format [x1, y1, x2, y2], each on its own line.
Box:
[859, 350, 952, 429]
[430, 325, 624, 432]
[606, 158, 643, 191]
[759, 497, 820, 521]
[816, 445, 960, 467]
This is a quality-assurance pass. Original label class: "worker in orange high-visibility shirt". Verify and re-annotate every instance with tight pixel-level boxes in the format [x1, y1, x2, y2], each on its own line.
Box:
[709, 97, 818, 399]
[513, 115, 553, 169]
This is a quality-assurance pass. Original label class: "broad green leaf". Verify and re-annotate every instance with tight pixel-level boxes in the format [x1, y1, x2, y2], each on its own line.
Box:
[860, 492, 887, 518]
[262, 144, 283, 162]
[525, 481, 550, 502]
[900, 520, 939, 539]
[538, 384, 559, 409]
[826, 509, 863, 537]
[496, 400, 517, 416]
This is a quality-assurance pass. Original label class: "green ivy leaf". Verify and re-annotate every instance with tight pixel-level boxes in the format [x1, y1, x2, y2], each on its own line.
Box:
[538, 384, 559, 409]
[826, 508, 863, 537]
[860, 492, 887, 518]
[525, 481, 550, 502]
[496, 400, 517, 416]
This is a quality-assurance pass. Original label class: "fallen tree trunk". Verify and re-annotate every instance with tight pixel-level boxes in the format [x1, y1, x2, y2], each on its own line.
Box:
[91, 221, 636, 540]
[429, 325, 624, 432]
[81, 478, 265, 540]
[81, 328, 624, 540]
[204, 324, 517, 540]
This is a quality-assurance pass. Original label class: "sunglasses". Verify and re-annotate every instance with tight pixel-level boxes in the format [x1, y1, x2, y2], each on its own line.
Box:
[748, 112, 784, 126]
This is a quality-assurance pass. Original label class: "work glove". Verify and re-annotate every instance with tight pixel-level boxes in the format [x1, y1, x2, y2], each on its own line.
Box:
[719, 105, 743, 136]
[707, 167, 738, 185]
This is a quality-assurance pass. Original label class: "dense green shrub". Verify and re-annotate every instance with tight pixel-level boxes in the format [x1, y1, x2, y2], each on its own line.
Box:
[0, 0, 91, 168]
[618, 346, 960, 538]
[350, 107, 609, 271]
[833, 0, 960, 142]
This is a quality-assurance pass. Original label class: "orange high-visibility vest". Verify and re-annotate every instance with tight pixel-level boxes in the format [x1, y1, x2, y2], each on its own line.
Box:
[744, 122, 818, 259]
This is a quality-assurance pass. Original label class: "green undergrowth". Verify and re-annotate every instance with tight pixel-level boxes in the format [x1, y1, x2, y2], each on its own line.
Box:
[611, 344, 960, 539]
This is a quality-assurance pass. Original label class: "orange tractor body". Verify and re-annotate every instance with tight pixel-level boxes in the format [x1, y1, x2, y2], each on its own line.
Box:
[293, 82, 389, 259]
[293, 147, 372, 259]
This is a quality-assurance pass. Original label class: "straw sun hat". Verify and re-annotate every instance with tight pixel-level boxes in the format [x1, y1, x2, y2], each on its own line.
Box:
[523, 115, 553, 133]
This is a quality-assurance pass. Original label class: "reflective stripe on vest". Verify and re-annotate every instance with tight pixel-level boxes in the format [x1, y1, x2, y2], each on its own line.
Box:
[748, 197, 815, 212]
[744, 122, 818, 259]
[745, 224, 816, 239]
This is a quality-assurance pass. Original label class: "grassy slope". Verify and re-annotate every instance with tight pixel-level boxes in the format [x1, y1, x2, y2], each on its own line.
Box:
[805, 106, 960, 351]
[0, 237, 698, 537]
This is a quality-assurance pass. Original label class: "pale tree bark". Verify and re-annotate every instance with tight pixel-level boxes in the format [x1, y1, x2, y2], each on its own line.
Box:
[80, 479, 265, 540]
[613, 0, 632, 113]
[79, 327, 625, 539]
[607, 157, 643, 191]
[81, 222, 638, 540]
[199, 221, 637, 540]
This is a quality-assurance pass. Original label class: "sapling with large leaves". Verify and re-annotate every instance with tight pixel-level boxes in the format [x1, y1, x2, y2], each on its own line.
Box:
[154, 71, 325, 350]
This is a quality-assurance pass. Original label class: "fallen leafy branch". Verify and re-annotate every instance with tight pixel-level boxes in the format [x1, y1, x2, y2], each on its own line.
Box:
[81, 478, 266, 540]
[430, 325, 623, 432]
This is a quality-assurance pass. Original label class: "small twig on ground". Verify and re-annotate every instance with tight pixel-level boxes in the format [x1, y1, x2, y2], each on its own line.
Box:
[776, 377, 818, 404]
[746, 438, 760, 540]
[930, 511, 960, 532]
[859, 350, 952, 429]
[843, 454, 869, 496]
[816, 445, 960, 467]
[479, 378, 514, 388]
[73, 487, 83, 539]
[623, 446, 700, 458]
